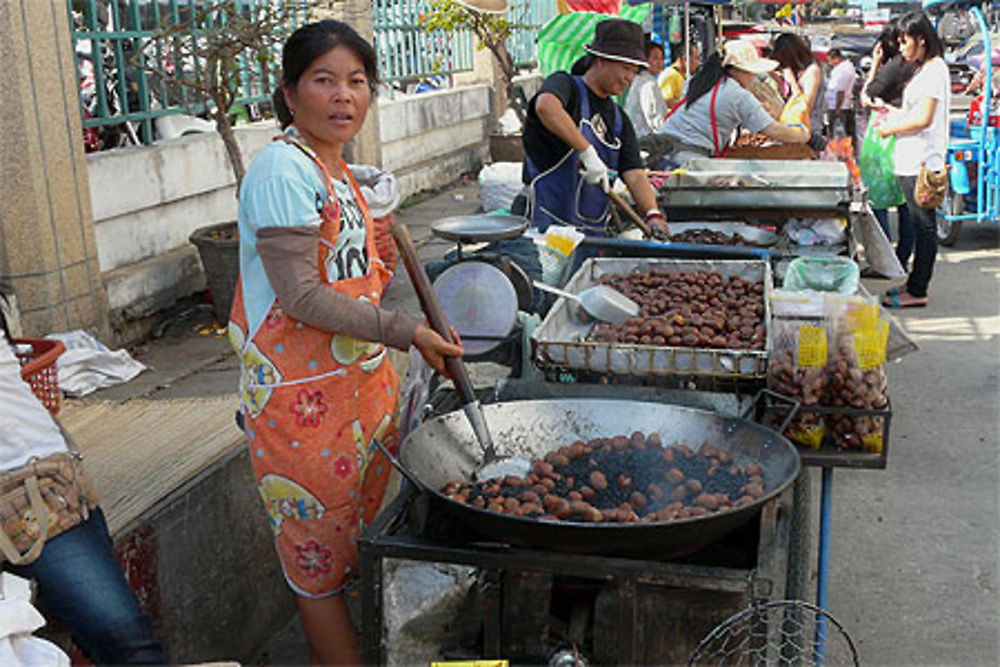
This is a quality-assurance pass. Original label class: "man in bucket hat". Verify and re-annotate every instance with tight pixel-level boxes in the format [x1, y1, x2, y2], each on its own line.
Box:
[521, 19, 667, 237]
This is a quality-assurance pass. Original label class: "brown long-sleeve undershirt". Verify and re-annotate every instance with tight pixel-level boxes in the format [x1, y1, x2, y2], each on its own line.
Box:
[256, 226, 418, 351]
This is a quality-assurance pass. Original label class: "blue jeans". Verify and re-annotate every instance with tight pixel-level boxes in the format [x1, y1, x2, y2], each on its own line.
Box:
[9, 508, 165, 664]
[872, 204, 915, 269]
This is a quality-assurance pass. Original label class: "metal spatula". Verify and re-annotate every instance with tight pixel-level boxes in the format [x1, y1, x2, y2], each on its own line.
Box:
[533, 281, 639, 324]
[392, 223, 530, 480]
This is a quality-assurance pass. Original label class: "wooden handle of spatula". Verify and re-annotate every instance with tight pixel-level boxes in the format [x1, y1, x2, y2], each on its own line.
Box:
[390, 223, 477, 405]
[608, 189, 654, 239]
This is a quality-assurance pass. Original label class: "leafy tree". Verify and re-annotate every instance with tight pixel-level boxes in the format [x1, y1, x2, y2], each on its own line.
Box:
[420, 0, 528, 121]
[137, 0, 313, 187]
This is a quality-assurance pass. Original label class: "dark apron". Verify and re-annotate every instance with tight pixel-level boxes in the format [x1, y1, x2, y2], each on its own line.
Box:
[526, 77, 622, 236]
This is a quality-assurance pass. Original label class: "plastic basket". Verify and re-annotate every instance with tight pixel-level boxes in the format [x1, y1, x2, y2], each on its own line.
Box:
[14, 338, 65, 415]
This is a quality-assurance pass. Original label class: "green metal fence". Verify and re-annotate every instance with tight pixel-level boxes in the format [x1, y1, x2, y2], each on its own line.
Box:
[373, 0, 556, 89]
[507, 0, 558, 69]
[67, 0, 308, 150]
[372, 0, 475, 87]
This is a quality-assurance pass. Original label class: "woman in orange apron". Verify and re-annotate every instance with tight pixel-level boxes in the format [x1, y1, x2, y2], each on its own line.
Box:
[228, 20, 462, 664]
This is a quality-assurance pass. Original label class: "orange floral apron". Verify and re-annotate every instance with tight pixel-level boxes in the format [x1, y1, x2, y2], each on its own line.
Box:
[228, 134, 398, 597]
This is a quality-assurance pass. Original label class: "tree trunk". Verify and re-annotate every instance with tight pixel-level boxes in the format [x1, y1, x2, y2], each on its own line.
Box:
[214, 110, 245, 191]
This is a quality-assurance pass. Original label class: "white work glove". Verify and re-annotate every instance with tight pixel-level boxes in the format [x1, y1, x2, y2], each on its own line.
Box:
[578, 144, 610, 193]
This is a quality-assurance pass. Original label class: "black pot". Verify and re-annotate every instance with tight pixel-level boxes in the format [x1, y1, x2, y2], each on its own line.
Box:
[189, 222, 239, 324]
[489, 132, 525, 163]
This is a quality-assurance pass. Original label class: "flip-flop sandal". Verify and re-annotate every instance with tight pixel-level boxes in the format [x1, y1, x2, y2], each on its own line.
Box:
[882, 289, 927, 308]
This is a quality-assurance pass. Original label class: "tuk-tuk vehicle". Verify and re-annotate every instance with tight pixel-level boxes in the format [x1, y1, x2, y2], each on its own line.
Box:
[926, 0, 998, 245]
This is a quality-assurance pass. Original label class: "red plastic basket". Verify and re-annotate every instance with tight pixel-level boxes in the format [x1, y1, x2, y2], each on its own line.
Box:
[13, 338, 65, 416]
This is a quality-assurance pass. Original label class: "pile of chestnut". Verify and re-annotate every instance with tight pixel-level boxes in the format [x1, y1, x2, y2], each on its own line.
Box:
[669, 229, 756, 247]
[441, 433, 767, 524]
[591, 269, 766, 351]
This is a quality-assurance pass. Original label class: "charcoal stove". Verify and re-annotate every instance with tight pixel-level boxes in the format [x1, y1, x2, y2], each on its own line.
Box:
[359, 475, 795, 666]
[359, 384, 806, 666]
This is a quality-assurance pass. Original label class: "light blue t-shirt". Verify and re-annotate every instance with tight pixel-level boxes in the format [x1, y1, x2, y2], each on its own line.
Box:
[236, 139, 368, 337]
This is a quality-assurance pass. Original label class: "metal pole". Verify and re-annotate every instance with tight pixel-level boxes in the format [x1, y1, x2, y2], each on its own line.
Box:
[815, 466, 833, 663]
[684, 0, 690, 78]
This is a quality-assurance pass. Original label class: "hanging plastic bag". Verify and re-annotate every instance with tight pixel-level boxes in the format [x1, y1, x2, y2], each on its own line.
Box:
[668, 9, 682, 45]
[859, 110, 905, 209]
[784, 257, 860, 294]
[767, 319, 828, 449]
[779, 91, 811, 130]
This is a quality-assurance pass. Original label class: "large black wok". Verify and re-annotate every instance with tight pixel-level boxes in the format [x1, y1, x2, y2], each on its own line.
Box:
[392, 399, 800, 558]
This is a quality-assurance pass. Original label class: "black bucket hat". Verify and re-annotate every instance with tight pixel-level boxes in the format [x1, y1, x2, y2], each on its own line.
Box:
[584, 19, 647, 69]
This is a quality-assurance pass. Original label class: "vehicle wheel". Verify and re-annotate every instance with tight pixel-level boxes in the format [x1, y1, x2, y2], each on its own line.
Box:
[936, 191, 964, 246]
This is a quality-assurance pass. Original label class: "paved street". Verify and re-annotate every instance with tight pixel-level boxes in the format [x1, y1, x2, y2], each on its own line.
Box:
[832, 221, 1000, 666]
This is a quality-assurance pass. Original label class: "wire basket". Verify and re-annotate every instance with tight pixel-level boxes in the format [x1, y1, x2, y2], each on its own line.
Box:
[688, 599, 860, 666]
[14, 338, 65, 416]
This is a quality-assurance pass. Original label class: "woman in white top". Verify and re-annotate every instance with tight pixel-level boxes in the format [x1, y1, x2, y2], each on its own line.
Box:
[876, 11, 949, 308]
[0, 311, 164, 663]
[771, 33, 824, 132]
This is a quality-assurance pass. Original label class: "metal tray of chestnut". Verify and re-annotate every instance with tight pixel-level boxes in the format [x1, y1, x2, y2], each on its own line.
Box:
[532, 258, 773, 380]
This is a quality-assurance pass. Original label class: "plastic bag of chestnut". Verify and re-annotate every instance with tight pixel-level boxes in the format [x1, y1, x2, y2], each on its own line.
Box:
[767, 319, 828, 449]
[824, 296, 890, 452]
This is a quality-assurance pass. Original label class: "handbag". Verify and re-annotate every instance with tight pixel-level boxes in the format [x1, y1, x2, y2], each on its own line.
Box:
[914, 162, 949, 209]
[859, 111, 905, 209]
[0, 451, 98, 565]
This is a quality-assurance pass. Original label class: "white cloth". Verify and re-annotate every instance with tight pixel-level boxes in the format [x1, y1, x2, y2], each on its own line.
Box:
[0, 341, 67, 475]
[0, 573, 70, 667]
[894, 57, 950, 175]
[659, 77, 774, 155]
[348, 164, 399, 219]
[45, 331, 145, 397]
[825, 60, 857, 110]
[624, 70, 668, 137]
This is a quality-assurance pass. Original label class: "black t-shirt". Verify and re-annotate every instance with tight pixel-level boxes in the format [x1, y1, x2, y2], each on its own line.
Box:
[522, 71, 642, 183]
[865, 54, 917, 107]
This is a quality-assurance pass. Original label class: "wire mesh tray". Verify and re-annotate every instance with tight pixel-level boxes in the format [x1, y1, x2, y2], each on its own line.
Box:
[531, 258, 773, 380]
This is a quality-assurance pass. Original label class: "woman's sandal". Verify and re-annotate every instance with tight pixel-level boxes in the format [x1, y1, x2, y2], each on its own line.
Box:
[882, 286, 928, 308]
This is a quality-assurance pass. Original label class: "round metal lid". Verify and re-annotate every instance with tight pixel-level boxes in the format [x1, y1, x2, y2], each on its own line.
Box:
[432, 261, 518, 356]
[430, 214, 529, 244]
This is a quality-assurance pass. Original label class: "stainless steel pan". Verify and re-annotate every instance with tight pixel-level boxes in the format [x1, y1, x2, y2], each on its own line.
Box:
[390, 399, 801, 557]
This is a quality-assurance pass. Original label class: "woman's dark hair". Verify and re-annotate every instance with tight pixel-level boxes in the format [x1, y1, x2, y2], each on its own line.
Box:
[645, 37, 664, 59]
[771, 33, 814, 73]
[272, 19, 378, 129]
[570, 54, 594, 76]
[876, 19, 902, 60]
[685, 49, 727, 108]
[897, 11, 944, 63]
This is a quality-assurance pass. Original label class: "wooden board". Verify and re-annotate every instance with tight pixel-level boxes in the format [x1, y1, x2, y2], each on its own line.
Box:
[725, 144, 817, 160]
[58, 396, 243, 535]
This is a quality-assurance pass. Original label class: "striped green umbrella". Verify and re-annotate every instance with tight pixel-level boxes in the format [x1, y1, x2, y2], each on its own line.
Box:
[537, 4, 652, 77]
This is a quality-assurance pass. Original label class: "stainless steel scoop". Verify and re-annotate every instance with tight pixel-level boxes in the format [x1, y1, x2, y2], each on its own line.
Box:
[533, 281, 640, 324]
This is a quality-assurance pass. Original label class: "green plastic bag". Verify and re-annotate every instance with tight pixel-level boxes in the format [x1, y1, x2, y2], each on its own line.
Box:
[784, 257, 860, 294]
[859, 111, 905, 209]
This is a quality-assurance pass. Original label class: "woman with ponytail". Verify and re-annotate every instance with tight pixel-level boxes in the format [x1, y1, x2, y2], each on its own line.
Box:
[657, 40, 812, 164]
[230, 20, 463, 663]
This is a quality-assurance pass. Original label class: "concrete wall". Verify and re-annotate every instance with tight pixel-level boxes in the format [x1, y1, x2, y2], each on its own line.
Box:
[379, 84, 491, 199]
[88, 125, 275, 340]
[114, 446, 296, 664]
